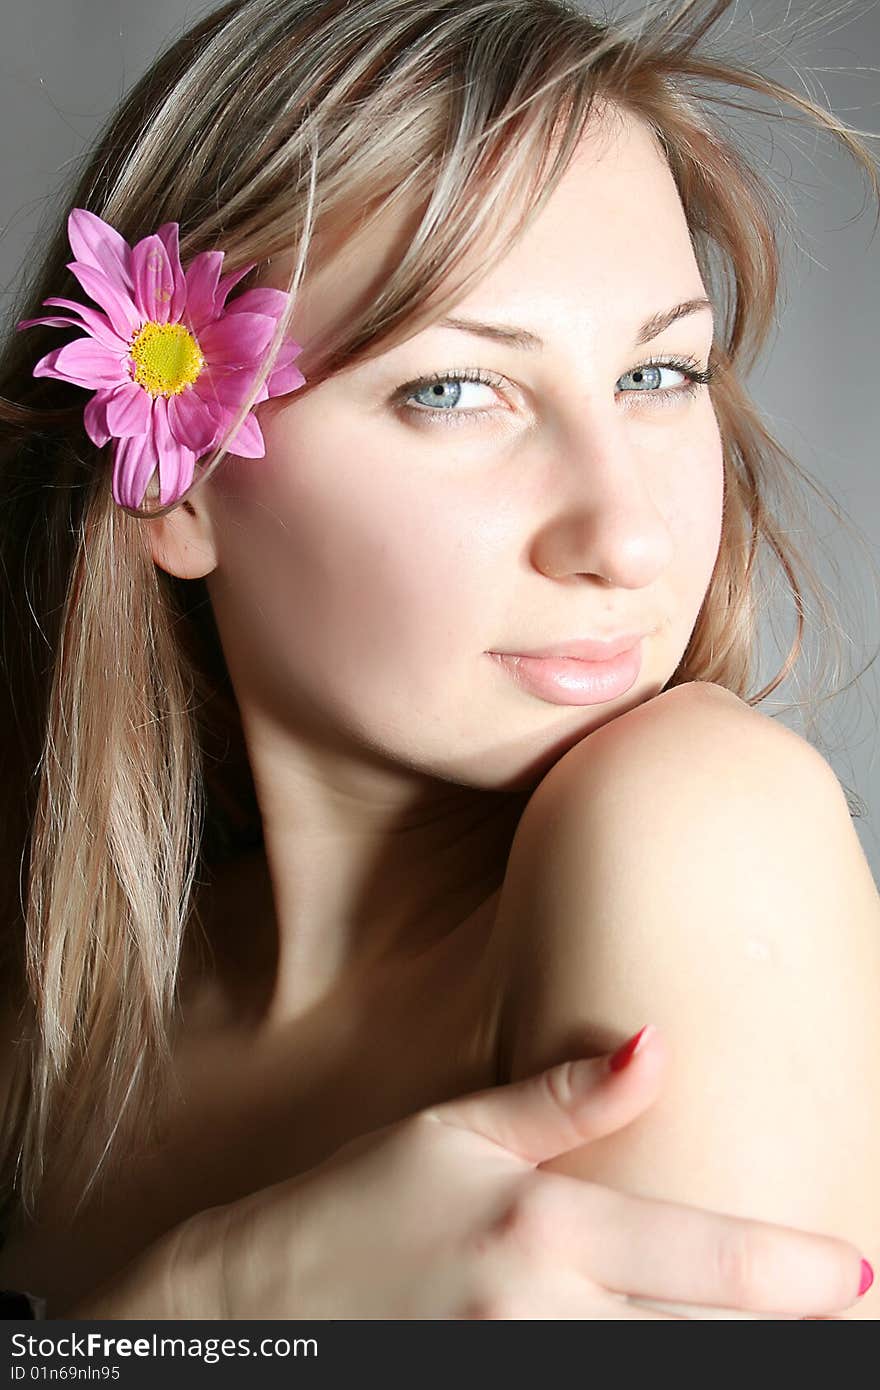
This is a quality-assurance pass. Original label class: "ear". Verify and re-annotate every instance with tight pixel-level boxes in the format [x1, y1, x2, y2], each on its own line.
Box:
[142, 481, 219, 581]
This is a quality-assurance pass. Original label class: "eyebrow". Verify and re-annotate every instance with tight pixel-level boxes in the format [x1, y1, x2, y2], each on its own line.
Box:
[435, 297, 714, 351]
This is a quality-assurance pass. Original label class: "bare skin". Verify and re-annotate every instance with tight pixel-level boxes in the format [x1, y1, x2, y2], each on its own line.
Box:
[0, 853, 515, 1308]
[1, 107, 732, 1309]
[139, 103, 720, 1028]
[0, 686, 869, 1320]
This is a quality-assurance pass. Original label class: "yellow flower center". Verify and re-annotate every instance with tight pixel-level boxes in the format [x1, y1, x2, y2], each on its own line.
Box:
[129, 321, 204, 397]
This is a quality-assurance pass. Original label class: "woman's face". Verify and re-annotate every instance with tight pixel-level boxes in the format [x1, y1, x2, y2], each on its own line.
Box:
[197, 109, 723, 793]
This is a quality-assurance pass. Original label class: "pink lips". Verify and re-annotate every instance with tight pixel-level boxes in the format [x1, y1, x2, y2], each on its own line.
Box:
[487, 640, 644, 706]
[511, 632, 646, 662]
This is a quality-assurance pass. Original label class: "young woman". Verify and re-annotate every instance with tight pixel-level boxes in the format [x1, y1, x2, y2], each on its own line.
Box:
[1, 0, 878, 1320]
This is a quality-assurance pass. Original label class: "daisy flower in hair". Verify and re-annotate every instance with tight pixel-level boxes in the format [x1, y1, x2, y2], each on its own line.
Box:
[17, 208, 306, 510]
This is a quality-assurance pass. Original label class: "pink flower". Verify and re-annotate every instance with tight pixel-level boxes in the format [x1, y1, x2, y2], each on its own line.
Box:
[17, 208, 306, 509]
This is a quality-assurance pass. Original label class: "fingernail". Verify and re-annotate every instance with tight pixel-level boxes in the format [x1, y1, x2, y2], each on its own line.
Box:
[859, 1258, 874, 1297]
[608, 1024, 655, 1073]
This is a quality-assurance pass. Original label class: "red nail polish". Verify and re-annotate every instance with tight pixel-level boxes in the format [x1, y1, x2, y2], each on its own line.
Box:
[859, 1258, 874, 1297]
[608, 1024, 654, 1073]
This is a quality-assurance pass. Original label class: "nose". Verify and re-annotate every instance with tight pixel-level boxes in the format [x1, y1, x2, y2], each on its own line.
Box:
[528, 425, 675, 588]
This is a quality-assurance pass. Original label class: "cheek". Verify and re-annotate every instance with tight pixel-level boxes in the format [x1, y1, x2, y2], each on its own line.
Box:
[208, 422, 490, 679]
[663, 426, 725, 583]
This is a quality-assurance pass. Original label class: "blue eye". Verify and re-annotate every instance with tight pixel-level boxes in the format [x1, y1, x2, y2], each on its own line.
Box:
[393, 355, 718, 427]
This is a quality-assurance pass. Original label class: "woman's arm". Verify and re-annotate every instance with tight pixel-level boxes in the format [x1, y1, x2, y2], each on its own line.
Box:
[49, 1209, 228, 1319]
[495, 681, 880, 1318]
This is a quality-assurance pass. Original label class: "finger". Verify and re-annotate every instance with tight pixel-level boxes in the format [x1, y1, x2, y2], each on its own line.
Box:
[550, 1179, 864, 1317]
[495, 1294, 689, 1320]
[462, 1268, 689, 1320]
[426, 1025, 664, 1164]
[626, 1298, 807, 1320]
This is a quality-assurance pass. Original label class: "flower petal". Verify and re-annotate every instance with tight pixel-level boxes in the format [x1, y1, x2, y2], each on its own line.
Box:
[18, 313, 90, 333]
[223, 408, 266, 459]
[38, 296, 127, 350]
[193, 365, 260, 411]
[199, 312, 276, 367]
[112, 423, 158, 509]
[66, 261, 142, 340]
[132, 234, 175, 325]
[154, 396, 197, 505]
[214, 261, 258, 314]
[263, 338, 306, 398]
[68, 208, 134, 293]
[269, 336, 305, 368]
[83, 389, 114, 448]
[105, 381, 153, 437]
[267, 359, 307, 398]
[33, 338, 127, 389]
[155, 222, 187, 322]
[203, 336, 305, 402]
[223, 286, 291, 320]
[183, 251, 224, 333]
[192, 336, 305, 409]
[167, 387, 223, 452]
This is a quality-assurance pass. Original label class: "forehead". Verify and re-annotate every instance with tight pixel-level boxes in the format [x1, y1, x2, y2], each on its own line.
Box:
[265, 106, 700, 358]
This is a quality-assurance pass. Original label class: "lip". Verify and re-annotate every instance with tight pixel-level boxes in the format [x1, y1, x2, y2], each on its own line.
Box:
[504, 632, 647, 662]
[486, 640, 643, 706]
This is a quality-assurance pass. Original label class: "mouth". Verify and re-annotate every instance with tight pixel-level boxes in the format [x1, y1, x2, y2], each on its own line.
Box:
[489, 631, 649, 663]
[486, 640, 644, 706]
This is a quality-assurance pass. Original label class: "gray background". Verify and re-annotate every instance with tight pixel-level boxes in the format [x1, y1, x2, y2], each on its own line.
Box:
[1, 0, 878, 880]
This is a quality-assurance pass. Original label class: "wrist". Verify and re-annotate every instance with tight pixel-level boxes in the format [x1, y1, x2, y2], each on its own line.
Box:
[52, 1208, 227, 1320]
[168, 1204, 234, 1320]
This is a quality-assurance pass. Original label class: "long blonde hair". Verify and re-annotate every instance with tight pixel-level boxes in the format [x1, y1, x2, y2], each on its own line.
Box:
[1, 0, 878, 1225]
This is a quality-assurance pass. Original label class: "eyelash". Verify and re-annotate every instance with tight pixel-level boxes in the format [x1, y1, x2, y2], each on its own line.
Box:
[393, 354, 719, 428]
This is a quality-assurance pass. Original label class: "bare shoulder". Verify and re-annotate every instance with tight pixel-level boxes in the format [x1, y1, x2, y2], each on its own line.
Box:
[572, 677, 811, 764]
[490, 679, 880, 1320]
[491, 676, 864, 1065]
[515, 679, 836, 827]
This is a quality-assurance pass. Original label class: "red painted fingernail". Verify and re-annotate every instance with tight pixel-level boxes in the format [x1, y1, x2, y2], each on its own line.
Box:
[859, 1259, 874, 1297]
[608, 1024, 654, 1073]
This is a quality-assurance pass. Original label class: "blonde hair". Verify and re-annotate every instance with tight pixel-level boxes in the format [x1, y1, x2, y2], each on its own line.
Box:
[1, 0, 878, 1225]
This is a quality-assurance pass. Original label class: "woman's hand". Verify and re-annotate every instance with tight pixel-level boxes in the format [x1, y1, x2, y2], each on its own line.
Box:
[176, 1025, 865, 1320]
